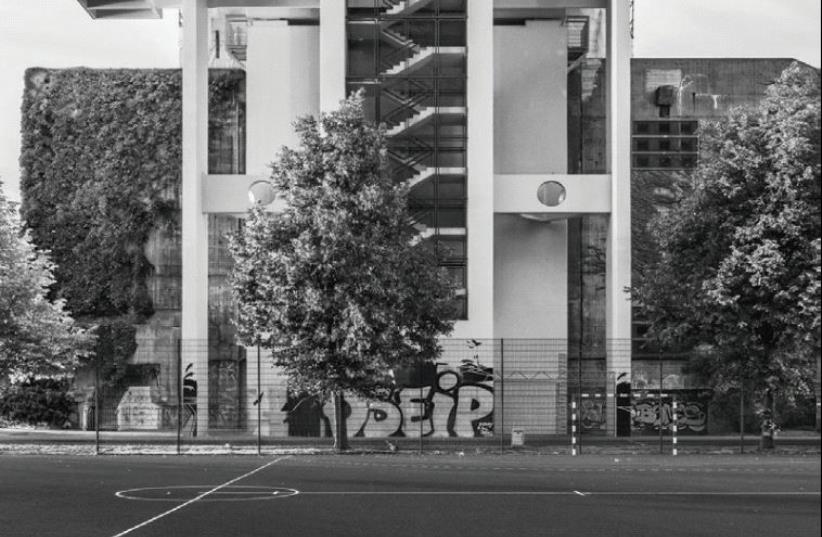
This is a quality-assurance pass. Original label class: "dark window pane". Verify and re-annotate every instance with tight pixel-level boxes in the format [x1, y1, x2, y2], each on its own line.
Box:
[444, 265, 466, 288]
[681, 155, 698, 168]
[438, 237, 466, 260]
[680, 121, 698, 135]
[437, 206, 466, 228]
[437, 176, 466, 199]
[680, 138, 697, 152]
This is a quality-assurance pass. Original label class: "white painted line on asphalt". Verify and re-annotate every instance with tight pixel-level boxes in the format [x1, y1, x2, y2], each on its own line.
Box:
[299, 491, 579, 495]
[296, 491, 820, 496]
[110, 456, 292, 537]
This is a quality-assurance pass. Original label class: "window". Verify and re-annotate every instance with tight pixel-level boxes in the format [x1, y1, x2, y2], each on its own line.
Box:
[631, 120, 698, 170]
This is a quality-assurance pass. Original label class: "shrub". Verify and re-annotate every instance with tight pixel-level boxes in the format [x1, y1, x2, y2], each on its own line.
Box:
[0, 378, 75, 427]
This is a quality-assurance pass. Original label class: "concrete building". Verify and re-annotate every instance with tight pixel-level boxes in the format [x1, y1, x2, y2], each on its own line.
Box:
[69, 1, 816, 437]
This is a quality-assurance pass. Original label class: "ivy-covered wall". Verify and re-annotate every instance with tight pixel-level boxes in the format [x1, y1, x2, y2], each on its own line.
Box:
[20, 68, 245, 322]
[20, 68, 245, 412]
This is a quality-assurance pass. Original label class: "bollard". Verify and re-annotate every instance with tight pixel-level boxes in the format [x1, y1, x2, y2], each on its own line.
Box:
[571, 401, 578, 456]
[672, 400, 678, 456]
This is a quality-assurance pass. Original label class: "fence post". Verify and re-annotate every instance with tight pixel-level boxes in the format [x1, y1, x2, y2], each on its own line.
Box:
[739, 382, 745, 454]
[419, 354, 423, 455]
[257, 345, 262, 456]
[94, 357, 100, 455]
[671, 400, 678, 456]
[499, 338, 504, 455]
[658, 354, 664, 455]
[571, 400, 578, 456]
[177, 339, 182, 456]
[577, 356, 583, 454]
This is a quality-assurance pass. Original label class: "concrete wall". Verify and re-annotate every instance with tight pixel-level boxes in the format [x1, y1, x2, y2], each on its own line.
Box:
[493, 19, 569, 341]
[494, 20, 567, 174]
[494, 215, 568, 338]
[246, 21, 319, 176]
[631, 58, 801, 120]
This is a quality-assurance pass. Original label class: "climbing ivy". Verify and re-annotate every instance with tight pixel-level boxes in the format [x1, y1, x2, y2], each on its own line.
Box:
[19, 68, 244, 321]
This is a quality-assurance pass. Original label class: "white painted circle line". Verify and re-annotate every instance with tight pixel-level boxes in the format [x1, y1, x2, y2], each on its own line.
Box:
[110, 455, 292, 537]
[116, 485, 300, 502]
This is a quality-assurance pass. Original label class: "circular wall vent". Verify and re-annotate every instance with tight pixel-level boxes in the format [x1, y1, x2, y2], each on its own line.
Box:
[248, 180, 277, 206]
[536, 181, 566, 207]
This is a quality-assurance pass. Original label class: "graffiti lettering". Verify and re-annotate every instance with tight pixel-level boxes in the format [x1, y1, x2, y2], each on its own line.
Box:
[282, 360, 495, 438]
[630, 395, 708, 434]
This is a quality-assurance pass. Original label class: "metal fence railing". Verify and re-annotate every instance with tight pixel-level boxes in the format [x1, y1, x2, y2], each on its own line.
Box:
[30, 338, 815, 455]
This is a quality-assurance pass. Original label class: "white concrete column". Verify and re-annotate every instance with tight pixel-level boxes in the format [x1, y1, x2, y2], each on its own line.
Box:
[606, 0, 632, 435]
[319, 0, 346, 112]
[455, 0, 494, 339]
[181, 0, 210, 436]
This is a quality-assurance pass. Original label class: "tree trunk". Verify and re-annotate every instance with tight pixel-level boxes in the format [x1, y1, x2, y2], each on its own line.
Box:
[759, 389, 775, 451]
[332, 390, 350, 452]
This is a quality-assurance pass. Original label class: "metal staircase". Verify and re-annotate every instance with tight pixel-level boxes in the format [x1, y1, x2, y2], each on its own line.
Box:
[386, 106, 466, 137]
[385, 0, 436, 17]
[355, 3, 467, 299]
[383, 46, 466, 77]
[407, 167, 466, 189]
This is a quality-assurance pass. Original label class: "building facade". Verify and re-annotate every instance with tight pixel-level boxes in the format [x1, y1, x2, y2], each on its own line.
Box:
[69, 1, 816, 437]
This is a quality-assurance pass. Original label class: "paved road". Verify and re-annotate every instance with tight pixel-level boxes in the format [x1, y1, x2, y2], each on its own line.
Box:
[0, 453, 818, 537]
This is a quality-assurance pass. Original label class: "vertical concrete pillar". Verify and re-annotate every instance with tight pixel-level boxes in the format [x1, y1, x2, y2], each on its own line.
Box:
[606, 0, 633, 435]
[462, 0, 494, 338]
[181, 0, 210, 436]
[319, 0, 346, 112]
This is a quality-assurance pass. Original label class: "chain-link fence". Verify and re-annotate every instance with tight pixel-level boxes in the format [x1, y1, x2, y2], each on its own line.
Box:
[49, 338, 818, 454]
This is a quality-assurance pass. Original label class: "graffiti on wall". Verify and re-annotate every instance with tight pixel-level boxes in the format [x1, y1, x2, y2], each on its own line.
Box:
[282, 358, 495, 438]
[578, 397, 607, 432]
[630, 390, 710, 435]
[182, 363, 197, 436]
[116, 387, 162, 430]
[209, 360, 245, 429]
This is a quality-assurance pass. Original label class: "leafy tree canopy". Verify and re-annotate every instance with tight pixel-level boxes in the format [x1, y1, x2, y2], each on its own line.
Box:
[0, 181, 94, 378]
[230, 94, 456, 399]
[633, 63, 820, 433]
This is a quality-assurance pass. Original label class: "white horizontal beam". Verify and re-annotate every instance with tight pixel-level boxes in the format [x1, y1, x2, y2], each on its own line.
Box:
[494, 174, 611, 214]
[78, 0, 318, 18]
[203, 174, 286, 214]
[208, 0, 318, 6]
[494, 0, 606, 8]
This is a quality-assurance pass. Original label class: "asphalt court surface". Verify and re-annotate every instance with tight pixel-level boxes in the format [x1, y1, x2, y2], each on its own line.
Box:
[0, 453, 819, 537]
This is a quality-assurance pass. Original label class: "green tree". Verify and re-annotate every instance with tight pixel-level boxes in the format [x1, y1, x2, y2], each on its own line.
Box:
[230, 94, 455, 451]
[0, 181, 93, 378]
[633, 63, 821, 449]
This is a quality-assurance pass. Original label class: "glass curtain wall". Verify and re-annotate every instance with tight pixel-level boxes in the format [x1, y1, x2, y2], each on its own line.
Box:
[346, 0, 467, 318]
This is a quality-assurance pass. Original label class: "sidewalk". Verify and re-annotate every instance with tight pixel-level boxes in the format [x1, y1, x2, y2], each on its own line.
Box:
[1, 427, 819, 456]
